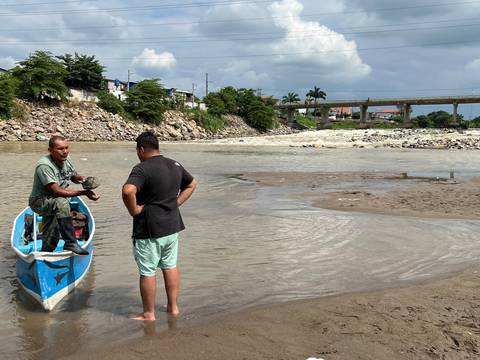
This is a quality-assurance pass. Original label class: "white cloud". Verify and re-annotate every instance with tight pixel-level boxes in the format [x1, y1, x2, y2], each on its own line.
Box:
[0, 56, 16, 70]
[219, 60, 272, 88]
[269, 0, 371, 82]
[132, 48, 177, 78]
[466, 58, 480, 72]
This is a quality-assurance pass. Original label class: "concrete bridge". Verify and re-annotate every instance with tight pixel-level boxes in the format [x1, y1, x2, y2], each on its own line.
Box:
[275, 95, 480, 128]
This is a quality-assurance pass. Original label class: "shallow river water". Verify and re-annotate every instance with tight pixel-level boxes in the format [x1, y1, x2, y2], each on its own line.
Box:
[1, 142, 479, 359]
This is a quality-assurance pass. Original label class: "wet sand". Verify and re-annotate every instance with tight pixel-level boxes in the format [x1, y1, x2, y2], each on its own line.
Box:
[67, 171, 480, 360]
[242, 171, 480, 220]
[67, 266, 480, 360]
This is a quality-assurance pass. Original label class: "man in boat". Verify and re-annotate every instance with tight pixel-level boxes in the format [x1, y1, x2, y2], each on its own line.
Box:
[29, 135, 100, 255]
[122, 131, 196, 321]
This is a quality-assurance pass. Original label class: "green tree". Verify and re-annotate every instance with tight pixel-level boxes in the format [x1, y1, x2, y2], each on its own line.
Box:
[204, 92, 226, 117]
[469, 115, 480, 128]
[0, 73, 17, 119]
[125, 79, 168, 123]
[412, 115, 432, 128]
[282, 92, 300, 103]
[246, 98, 276, 132]
[96, 90, 125, 117]
[306, 86, 326, 104]
[218, 86, 238, 114]
[58, 53, 105, 91]
[11, 50, 68, 101]
[428, 111, 452, 128]
[236, 88, 257, 118]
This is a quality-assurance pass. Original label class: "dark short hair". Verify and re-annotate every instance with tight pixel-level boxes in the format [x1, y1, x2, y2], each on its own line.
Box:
[49, 135, 66, 148]
[136, 131, 159, 150]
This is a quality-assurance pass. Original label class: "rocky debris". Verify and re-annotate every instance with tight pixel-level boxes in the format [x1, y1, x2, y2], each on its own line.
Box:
[0, 101, 277, 142]
[345, 128, 480, 150]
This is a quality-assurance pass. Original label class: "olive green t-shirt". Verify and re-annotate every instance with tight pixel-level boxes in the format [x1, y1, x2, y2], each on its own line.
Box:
[29, 155, 76, 202]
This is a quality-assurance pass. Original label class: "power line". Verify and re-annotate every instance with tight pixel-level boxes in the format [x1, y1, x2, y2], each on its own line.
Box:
[0, 0, 273, 17]
[3, 0, 98, 6]
[2, 12, 479, 33]
[3, 22, 480, 45]
[26, 38, 477, 61]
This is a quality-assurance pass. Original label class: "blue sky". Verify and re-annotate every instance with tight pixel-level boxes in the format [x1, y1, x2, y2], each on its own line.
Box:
[1, 0, 480, 117]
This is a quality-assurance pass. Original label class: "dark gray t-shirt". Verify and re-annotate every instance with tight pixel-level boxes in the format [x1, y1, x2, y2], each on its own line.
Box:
[125, 155, 194, 239]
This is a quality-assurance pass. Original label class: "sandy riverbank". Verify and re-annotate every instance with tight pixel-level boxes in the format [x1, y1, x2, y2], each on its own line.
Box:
[241, 171, 480, 220]
[66, 171, 480, 360]
[67, 265, 480, 360]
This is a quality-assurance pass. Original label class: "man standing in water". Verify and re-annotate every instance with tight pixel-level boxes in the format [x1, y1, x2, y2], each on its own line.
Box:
[29, 135, 100, 255]
[122, 131, 196, 321]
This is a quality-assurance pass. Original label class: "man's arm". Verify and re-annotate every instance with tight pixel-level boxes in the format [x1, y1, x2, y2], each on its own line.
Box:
[177, 179, 196, 207]
[122, 184, 144, 217]
[47, 182, 99, 201]
[71, 174, 85, 184]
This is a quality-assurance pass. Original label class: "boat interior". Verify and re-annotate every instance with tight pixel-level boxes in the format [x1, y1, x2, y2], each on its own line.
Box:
[14, 200, 88, 255]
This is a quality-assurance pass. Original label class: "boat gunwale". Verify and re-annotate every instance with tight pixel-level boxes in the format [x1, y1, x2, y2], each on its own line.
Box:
[10, 197, 96, 262]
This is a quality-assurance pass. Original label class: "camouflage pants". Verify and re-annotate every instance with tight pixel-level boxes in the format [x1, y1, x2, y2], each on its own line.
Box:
[29, 197, 71, 251]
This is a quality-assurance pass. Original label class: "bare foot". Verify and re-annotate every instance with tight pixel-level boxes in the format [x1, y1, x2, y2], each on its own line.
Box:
[167, 305, 180, 316]
[131, 312, 155, 321]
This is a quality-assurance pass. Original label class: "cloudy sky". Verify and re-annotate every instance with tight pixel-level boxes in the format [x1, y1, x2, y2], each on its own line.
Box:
[1, 0, 480, 116]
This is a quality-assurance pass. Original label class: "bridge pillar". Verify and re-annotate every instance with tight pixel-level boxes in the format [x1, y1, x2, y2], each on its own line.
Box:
[360, 105, 368, 123]
[318, 106, 330, 129]
[453, 103, 458, 124]
[403, 104, 411, 124]
[287, 108, 295, 126]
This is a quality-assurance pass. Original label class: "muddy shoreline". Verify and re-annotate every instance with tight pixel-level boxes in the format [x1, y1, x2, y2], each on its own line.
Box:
[66, 171, 480, 360]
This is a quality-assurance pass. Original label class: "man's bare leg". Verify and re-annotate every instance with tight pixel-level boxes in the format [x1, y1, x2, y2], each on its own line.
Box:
[162, 267, 180, 316]
[132, 275, 156, 321]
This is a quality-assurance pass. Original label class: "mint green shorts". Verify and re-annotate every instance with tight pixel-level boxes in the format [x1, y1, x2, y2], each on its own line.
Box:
[133, 233, 179, 276]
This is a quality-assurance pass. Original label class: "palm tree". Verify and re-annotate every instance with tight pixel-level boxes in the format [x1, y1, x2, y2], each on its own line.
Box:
[282, 92, 300, 104]
[306, 86, 327, 104]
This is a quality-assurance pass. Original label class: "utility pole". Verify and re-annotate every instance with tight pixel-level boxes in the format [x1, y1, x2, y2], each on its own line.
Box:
[127, 69, 131, 92]
[257, 88, 262, 97]
[205, 73, 209, 97]
[192, 83, 196, 108]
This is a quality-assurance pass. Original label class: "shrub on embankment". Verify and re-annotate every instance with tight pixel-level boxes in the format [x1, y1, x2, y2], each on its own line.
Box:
[0, 73, 16, 119]
[203, 87, 278, 132]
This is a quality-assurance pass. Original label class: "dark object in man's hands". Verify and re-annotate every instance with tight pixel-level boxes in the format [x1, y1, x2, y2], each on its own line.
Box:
[82, 176, 100, 190]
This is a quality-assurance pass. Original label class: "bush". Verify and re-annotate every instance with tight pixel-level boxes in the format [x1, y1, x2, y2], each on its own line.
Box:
[245, 98, 276, 132]
[295, 115, 316, 128]
[331, 121, 357, 129]
[411, 115, 432, 128]
[125, 79, 168, 123]
[468, 116, 480, 128]
[370, 122, 397, 129]
[204, 93, 226, 117]
[185, 108, 224, 133]
[96, 90, 125, 117]
[0, 73, 16, 119]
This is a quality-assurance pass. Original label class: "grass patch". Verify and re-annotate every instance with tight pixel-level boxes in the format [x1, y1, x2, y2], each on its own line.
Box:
[295, 115, 316, 128]
[184, 108, 225, 133]
[331, 121, 358, 130]
[370, 122, 397, 129]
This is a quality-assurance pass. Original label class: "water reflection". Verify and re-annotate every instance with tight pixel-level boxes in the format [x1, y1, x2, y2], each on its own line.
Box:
[14, 267, 95, 359]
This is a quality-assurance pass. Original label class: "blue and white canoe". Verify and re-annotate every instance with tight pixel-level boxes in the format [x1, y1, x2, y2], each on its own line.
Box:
[10, 197, 95, 311]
